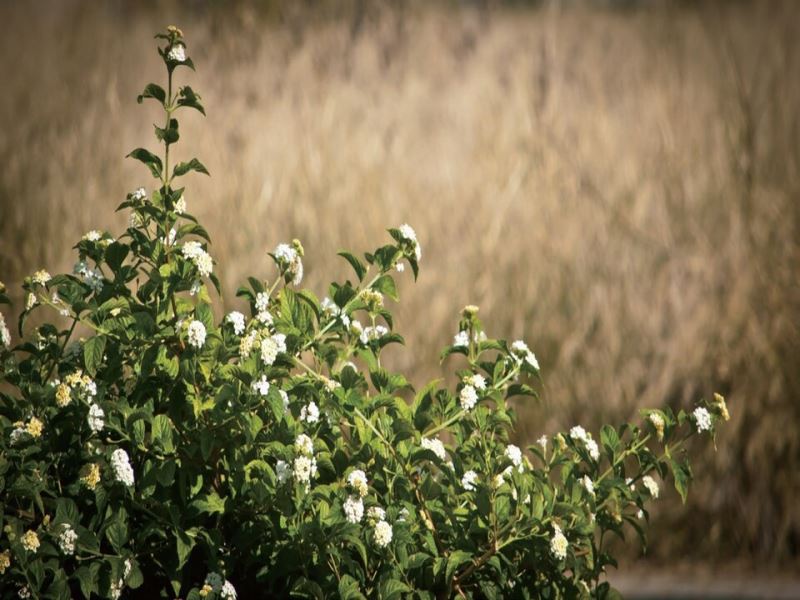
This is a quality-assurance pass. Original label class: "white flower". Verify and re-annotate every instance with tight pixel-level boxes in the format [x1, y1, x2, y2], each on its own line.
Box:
[131, 187, 147, 202]
[168, 44, 186, 62]
[649, 412, 666, 440]
[295, 434, 314, 456]
[83, 230, 102, 242]
[260, 336, 279, 366]
[395, 262, 405, 272]
[537, 435, 548, 452]
[453, 331, 470, 347]
[32, 270, 51, 286]
[367, 506, 386, 522]
[226, 311, 246, 335]
[511, 340, 539, 369]
[257, 310, 273, 325]
[18, 587, 31, 599]
[505, 444, 524, 471]
[570, 426, 588, 442]
[0, 313, 11, 348]
[292, 455, 317, 485]
[343, 495, 364, 524]
[637, 509, 645, 519]
[464, 373, 486, 390]
[129, 211, 143, 228]
[111, 449, 135, 487]
[585, 438, 600, 461]
[461, 470, 479, 491]
[124, 559, 132, 579]
[626, 477, 636, 491]
[280, 390, 290, 411]
[421, 437, 447, 461]
[220, 581, 237, 600]
[581, 475, 595, 497]
[693, 407, 712, 433]
[275, 460, 291, 484]
[300, 402, 320, 424]
[459, 385, 478, 411]
[239, 331, 256, 358]
[182, 241, 213, 277]
[273, 243, 303, 285]
[642, 475, 659, 498]
[21, 530, 40, 553]
[359, 325, 388, 345]
[550, 524, 568, 560]
[397, 507, 410, 522]
[347, 469, 369, 497]
[252, 375, 270, 396]
[187, 320, 206, 349]
[397, 223, 422, 261]
[321, 297, 340, 318]
[165, 228, 177, 246]
[57, 525, 78, 555]
[373, 520, 393, 547]
[26, 293, 37, 310]
[255, 292, 270, 313]
[174, 196, 187, 214]
[87, 403, 105, 432]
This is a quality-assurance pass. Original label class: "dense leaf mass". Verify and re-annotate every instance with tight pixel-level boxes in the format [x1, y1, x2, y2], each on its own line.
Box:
[0, 27, 727, 600]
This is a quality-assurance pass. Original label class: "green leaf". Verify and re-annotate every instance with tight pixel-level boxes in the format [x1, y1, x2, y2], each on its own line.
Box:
[127, 148, 163, 178]
[83, 335, 106, 377]
[173, 158, 210, 178]
[176, 530, 196, 570]
[446, 550, 474, 580]
[338, 251, 367, 281]
[190, 492, 227, 515]
[670, 457, 692, 504]
[338, 575, 365, 600]
[379, 579, 411, 600]
[373, 274, 399, 301]
[152, 414, 176, 453]
[105, 512, 128, 553]
[177, 86, 206, 115]
[137, 83, 166, 104]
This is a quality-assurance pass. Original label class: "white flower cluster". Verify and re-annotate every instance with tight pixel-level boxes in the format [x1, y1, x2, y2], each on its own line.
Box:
[693, 407, 712, 433]
[0, 312, 11, 349]
[252, 375, 270, 396]
[182, 241, 214, 278]
[642, 475, 659, 499]
[275, 460, 291, 484]
[347, 469, 369, 497]
[300, 401, 320, 424]
[87, 403, 105, 433]
[569, 425, 600, 461]
[344, 495, 364, 524]
[373, 520, 393, 548]
[581, 475, 595, 498]
[73, 260, 104, 293]
[131, 187, 147, 202]
[111, 449, 135, 487]
[452, 329, 487, 348]
[273, 243, 303, 285]
[321, 297, 350, 328]
[358, 324, 388, 345]
[510, 340, 540, 370]
[649, 412, 666, 441]
[397, 223, 422, 262]
[260, 333, 286, 366]
[31, 270, 51, 286]
[187, 320, 207, 349]
[459, 384, 479, 411]
[168, 44, 186, 62]
[57, 525, 78, 555]
[504, 444, 524, 472]
[461, 470, 479, 491]
[174, 195, 187, 214]
[550, 524, 568, 560]
[292, 434, 317, 489]
[421, 437, 447, 461]
[226, 311, 246, 335]
[82, 230, 102, 242]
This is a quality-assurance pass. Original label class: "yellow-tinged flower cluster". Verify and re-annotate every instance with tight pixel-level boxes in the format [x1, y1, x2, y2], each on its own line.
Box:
[21, 530, 40, 553]
[0, 550, 10, 573]
[55, 383, 71, 407]
[26, 417, 43, 438]
[80, 463, 101, 490]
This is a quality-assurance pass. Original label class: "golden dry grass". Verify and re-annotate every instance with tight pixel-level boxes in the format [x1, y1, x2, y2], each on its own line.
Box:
[1, 0, 798, 566]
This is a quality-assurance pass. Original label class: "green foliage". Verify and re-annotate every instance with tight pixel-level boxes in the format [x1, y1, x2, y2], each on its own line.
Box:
[0, 26, 729, 599]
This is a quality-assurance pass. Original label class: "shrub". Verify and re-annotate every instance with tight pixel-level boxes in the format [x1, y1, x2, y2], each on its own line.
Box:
[0, 27, 728, 599]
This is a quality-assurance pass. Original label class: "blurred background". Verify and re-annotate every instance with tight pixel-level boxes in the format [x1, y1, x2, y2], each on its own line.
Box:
[1, 0, 798, 594]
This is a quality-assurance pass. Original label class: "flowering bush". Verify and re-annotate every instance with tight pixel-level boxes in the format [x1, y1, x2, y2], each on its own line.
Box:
[0, 27, 729, 599]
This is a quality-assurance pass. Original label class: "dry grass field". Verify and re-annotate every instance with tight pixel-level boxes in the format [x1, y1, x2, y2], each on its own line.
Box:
[1, 0, 798, 569]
